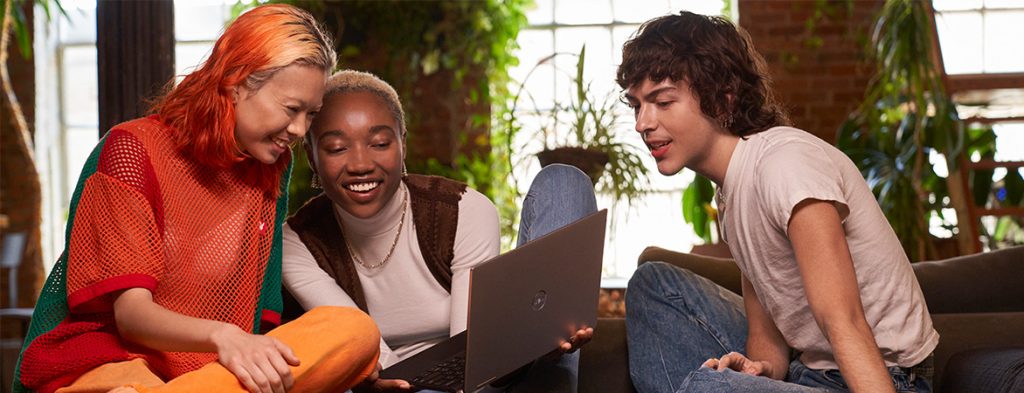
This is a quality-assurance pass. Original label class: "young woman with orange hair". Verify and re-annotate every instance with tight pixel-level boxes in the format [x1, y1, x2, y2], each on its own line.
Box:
[14, 5, 379, 393]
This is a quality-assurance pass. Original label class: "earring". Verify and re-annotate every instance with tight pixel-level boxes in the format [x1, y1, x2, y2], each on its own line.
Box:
[402, 163, 408, 178]
[719, 112, 735, 130]
[311, 174, 322, 189]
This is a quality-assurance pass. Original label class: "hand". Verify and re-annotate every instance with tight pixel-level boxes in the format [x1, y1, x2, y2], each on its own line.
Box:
[353, 363, 413, 393]
[559, 327, 594, 354]
[542, 326, 594, 362]
[211, 323, 300, 393]
[702, 352, 774, 377]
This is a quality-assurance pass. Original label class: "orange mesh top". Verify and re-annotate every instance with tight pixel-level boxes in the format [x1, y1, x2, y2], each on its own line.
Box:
[17, 117, 287, 392]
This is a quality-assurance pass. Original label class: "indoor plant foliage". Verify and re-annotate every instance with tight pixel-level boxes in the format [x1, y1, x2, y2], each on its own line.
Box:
[506, 46, 649, 206]
[837, 0, 971, 261]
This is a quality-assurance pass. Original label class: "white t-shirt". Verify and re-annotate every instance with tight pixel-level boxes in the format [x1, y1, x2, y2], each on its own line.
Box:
[282, 183, 500, 367]
[717, 126, 939, 369]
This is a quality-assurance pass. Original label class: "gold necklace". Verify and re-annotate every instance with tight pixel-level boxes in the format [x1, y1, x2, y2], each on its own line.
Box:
[335, 187, 408, 270]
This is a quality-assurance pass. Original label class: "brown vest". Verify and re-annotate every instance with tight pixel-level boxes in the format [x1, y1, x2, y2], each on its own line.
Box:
[286, 175, 467, 314]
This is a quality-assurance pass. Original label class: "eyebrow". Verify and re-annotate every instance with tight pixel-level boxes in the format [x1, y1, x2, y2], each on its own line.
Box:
[622, 85, 677, 103]
[642, 86, 678, 102]
[316, 125, 397, 143]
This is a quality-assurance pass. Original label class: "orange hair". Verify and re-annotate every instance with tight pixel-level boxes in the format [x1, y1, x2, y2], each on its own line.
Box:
[151, 4, 336, 195]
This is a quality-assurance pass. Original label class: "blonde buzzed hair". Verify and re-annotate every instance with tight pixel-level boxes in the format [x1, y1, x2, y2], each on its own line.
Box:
[324, 70, 406, 136]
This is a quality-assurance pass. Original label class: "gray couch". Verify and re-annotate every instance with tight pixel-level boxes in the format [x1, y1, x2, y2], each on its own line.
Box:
[578, 246, 1024, 393]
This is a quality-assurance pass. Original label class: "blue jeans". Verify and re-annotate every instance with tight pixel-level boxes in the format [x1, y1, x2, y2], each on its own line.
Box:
[506, 164, 597, 393]
[425, 164, 597, 393]
[626, 261, 933, 393]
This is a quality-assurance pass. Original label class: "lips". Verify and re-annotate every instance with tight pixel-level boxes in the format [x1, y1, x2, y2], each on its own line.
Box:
[646, 140, 671, 160]
[345, 181, 381, 193]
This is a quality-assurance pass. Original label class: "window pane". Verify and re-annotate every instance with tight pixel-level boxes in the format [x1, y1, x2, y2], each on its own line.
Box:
[176, 42, 215, 81]
[599, 189, 696, 280]
[64, 126, 99, 200]
[994, 123, 1024, 162]
[554, 27, 615, 103]
[61, 46, 98, 127]
[613, 0, 672, 23]
[983, 11, 1024, 73]
[555, 0, 612, 24]
[527, 0, 554, 25]
[59, 1, 97, 44]
[511, 30, 556, 111]
[174, 0, 229, 41]
[669, 0, 724, 15]
[933, 0, 983, 11]
[984, 0, 1022, 9]
[935, 12, 984, 74]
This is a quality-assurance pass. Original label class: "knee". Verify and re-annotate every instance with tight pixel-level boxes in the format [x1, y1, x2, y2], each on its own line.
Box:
[526, 164, 597, 215]
[627, 262, 704, 303]
[305, 306, 380, 352]
[534, 164, 591, 190]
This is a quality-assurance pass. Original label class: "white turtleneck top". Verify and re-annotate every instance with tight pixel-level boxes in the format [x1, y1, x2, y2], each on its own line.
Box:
[282, 183, 500, 367]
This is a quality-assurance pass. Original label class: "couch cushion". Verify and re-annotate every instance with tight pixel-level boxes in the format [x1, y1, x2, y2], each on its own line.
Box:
[939, 347, 1024, 393]
[579, 318, 635, 393]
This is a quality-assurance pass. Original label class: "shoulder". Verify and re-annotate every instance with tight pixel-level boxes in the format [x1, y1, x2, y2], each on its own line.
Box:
[750, 127, 837, 176]
[457, 187, 499, 222]
[287, 194, 333, 230]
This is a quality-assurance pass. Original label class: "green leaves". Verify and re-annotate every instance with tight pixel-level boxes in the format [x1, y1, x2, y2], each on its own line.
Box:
[836, 0, 966, 261]
[682, 174, 715, 243]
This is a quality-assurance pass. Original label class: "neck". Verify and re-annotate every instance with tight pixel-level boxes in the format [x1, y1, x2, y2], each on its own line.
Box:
[691, 132, 740, 187]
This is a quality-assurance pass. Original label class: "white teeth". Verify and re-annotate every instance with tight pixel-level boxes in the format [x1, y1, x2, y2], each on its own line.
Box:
[650, 142, 669, 149]
[346, 182, 380, 192]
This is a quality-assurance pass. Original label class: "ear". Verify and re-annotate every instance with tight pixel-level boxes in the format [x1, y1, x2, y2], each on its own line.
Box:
[231, 85, 241, 104]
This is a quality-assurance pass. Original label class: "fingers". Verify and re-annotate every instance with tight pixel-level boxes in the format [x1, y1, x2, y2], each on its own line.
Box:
[560, 327, 596, 353]
[375, 378, 412, 390]
[701, 357, 719, 369]
[229, 364, 261, 393]
[702, 352, 754, 375]
[253, 357, 285, 393]
[273, 338, 301, 367]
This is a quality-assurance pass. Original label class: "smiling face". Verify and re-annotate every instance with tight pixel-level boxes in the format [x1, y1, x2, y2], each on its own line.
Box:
[233, 64, 327, 165]
[307, 90, 405, 219]
[624, 78, 734, 179]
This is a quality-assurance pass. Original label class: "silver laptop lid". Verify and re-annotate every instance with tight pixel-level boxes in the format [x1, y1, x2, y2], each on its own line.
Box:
[463, 209, 607, 392]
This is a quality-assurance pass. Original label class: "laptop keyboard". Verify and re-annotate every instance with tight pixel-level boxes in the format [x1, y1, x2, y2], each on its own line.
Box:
[410, 354, 465, 391]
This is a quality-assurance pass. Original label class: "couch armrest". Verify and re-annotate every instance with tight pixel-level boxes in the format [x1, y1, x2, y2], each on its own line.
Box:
[914, 246, 1024, 314]
[637, 246, 742, 295]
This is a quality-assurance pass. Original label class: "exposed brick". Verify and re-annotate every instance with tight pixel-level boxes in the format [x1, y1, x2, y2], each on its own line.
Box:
[739, 0, 881, 141]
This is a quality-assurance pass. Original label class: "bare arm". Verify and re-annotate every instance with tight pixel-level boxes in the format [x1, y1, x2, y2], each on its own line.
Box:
[114, 288, 299, 393]
[740, 276, 790, 380]
[788, 199, 893, 393]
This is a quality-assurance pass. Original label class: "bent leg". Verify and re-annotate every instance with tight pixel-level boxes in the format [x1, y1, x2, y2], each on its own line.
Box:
[150, 306, 379, 393]
[626, 261, 747, 393]
[679, 367, 836, 393]
[55, 359, 164, 393]
[517, 164, 598, 247]
[505, 164, 596, 392]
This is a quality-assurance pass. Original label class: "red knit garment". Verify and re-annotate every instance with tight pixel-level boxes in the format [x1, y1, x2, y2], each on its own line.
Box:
[18, 117, 282, 393]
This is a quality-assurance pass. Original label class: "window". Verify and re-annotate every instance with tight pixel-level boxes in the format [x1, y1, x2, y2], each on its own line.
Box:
[36, 0, 229, 272]
[933, 0, 1024, 74]
[509, 0, 729, 286]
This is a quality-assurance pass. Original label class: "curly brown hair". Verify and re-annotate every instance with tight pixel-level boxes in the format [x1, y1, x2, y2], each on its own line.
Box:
[616, 11, 789, 137]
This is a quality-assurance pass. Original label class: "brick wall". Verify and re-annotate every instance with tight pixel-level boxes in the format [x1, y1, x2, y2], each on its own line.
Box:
[738, 0, 882, 143]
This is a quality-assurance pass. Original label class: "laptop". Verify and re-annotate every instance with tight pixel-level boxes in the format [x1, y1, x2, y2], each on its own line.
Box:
[380, 209, 608, 393]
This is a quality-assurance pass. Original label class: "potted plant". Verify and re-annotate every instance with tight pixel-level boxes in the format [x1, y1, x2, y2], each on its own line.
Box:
[505, 45, 649, 205]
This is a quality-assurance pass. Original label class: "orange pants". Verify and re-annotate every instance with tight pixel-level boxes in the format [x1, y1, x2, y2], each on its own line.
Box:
[55, 306, 380, 393]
